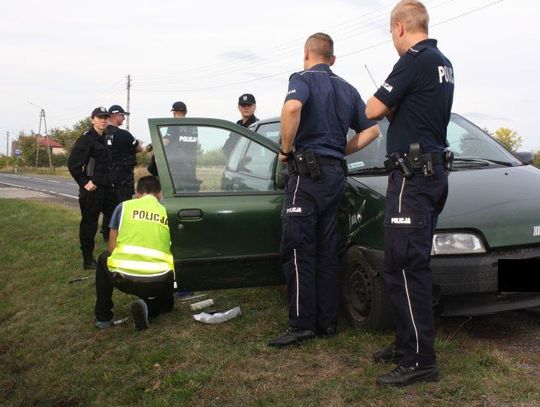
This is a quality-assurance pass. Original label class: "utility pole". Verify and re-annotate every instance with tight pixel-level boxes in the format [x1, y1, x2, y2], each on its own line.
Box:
[126, 74, 131, 130]
[6, 131, 9, 157]
[31, 105, 52, 168]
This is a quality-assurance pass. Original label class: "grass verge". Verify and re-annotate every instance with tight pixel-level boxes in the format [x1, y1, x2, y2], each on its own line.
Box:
[0, 199, 539, 406]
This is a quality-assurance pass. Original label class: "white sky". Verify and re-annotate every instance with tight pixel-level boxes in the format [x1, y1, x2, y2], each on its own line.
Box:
[1, 0, 539, 154]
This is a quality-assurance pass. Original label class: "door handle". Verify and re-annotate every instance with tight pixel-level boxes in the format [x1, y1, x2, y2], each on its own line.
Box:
[178, 208, 203, 220]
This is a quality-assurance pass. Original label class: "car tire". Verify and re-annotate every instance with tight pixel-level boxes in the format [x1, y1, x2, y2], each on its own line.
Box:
[342, 246, 393, 331]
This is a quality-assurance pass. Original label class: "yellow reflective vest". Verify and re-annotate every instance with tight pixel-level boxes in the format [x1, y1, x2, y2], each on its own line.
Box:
[107, 195, 175, 278]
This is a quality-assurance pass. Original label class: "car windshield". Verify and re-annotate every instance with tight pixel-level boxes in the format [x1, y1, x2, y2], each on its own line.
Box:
[253, 114, 521, 172]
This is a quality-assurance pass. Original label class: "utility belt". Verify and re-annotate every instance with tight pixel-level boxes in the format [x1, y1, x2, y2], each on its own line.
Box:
[384, 143, 454, 178]
[287, 149, 348, 180]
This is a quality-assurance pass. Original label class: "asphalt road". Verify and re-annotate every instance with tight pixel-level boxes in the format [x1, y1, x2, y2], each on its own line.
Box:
[0, 173, 78, 200]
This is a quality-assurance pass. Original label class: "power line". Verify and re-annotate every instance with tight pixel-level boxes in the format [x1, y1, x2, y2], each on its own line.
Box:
[136, 0, 504, 94]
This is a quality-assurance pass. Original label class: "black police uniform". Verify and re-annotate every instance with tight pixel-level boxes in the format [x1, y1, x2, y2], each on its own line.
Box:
[281, 63, 376, 333]
[222, 115, 259, 157]
[68, 127, 117, 266]
[236, 114, 258, 128]
[373, 39, 454, 368]
[106, 124, 140, 203]
[164, 125, 200, 191]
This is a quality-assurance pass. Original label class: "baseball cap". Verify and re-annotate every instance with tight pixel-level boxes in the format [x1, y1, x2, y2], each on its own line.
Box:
[108, 105, 130, 115]
[91, 106, 110, 118]
[171, 101, 187, 112]
[238, 93, 256, 105]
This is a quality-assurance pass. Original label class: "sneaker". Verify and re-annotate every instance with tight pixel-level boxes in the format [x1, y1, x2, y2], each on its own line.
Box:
[373, 343, 403, 364]
[95, 316, 124, 329]
[376, 364, 439, 387]
[131, 299, 149, 331]
[267, 326, 316, 348]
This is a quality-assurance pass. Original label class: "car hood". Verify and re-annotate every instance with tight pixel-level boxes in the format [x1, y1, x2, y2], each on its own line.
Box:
[351, 165, 540, 249]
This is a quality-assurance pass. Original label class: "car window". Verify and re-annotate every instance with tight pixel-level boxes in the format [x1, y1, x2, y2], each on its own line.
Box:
[447, 115, 520, 165]
[158, 125, 277, 194]
[345, 122, 388, 170]
[253, 122, 280, 144]
[254, 114, 521, 170]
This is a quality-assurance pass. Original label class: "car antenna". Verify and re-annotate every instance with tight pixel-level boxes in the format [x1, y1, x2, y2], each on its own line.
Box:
[364, 64, 378, 90]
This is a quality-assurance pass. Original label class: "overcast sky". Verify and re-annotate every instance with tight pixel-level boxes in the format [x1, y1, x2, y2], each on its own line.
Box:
[1, 0, 538, 155]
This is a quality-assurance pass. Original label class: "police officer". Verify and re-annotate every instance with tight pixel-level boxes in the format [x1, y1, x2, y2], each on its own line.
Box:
[236, 93, 258, 127]
[365, 0, 454, 387]
[146, 101, 197, 183]
[94, 176, 175, 331]
[268, 33, 379, 348]
[106, 104, 143, 203]
[163, 101, 200, 191]
[223, 94, 259, 157]
[68, 107, 117, 269]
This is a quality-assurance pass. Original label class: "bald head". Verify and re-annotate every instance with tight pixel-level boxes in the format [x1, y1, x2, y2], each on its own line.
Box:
[391, 0, 429, 34]
[304, 32, 334, 62]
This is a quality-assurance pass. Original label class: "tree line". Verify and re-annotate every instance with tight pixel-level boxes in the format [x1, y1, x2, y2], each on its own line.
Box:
[1, 118, 539, 169]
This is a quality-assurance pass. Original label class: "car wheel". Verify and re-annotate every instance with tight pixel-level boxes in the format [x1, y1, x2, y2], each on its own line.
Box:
[342, 246, 393, 331]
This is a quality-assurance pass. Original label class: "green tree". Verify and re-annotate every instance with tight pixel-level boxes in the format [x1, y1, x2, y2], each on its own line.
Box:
[533, 151, 540, 169]
[49, 117, 92, 153]
[17, 132, 50, 167]
[493, 127, 522, 152]
[198, 147, 226, 166]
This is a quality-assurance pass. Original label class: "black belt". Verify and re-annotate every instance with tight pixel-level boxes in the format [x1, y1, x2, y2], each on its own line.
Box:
[317, 156, 343, 166]
[384, 152, 447, 176]
[425, 152, 445, 165]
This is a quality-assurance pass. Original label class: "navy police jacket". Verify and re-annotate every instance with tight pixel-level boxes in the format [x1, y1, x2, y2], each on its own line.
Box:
[374, 39, 454, 155]
[285, 63, 376, 159]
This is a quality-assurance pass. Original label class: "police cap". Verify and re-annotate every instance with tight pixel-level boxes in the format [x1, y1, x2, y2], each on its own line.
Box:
[171, 101, 187, 112]
[91, 106, 110, 118]
[238, 93, 256, 106]
[108, 105, 130, 115]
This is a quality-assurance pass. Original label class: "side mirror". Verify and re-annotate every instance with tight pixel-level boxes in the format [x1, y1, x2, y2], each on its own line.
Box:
[515, 151, 534, 165]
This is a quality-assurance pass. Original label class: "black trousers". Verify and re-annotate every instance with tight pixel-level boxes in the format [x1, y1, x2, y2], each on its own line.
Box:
[78, 185, 117, 262]
[280, 165, 346, 332]
[95, 251, 175, 322]
[383, 166, 448, 367]
[100, 181, 134, 239]
[114, 181, 135, 203]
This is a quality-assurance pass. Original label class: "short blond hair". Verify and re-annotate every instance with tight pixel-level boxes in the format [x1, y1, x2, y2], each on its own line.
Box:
[391, 0, 429, 33]
[305, 32, 334, 61]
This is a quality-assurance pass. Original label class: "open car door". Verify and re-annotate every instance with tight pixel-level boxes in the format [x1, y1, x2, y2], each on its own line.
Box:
[148, 117, 284, 290]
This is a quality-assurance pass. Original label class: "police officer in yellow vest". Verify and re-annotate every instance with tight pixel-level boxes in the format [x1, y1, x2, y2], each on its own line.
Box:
[94, 175, 175, 330]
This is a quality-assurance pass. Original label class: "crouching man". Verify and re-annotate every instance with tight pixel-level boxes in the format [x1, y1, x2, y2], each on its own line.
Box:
[94, 175, 175, 331]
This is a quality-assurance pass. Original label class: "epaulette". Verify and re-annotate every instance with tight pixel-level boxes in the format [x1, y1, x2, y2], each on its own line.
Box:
[83, 130, 91, 136]
[406, 44, 428, 57]
[289, 71, 304, 80]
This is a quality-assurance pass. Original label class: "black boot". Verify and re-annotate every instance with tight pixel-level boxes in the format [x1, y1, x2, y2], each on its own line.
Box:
[376, 364, 439, 387]
[83, 254, 97, 270]
[267, 327, 316, 348]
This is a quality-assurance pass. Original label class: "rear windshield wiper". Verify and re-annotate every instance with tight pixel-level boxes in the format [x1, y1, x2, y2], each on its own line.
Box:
[348, 166, 387, 175]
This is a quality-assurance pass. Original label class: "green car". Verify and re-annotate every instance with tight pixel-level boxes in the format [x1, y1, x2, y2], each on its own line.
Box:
[148, 114, 540, 330]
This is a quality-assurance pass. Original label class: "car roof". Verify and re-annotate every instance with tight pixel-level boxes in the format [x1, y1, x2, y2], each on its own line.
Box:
[250, 117, 280, 127]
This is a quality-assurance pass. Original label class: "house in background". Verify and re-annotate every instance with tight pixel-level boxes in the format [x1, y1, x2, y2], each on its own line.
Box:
[38, 136, 66, 155]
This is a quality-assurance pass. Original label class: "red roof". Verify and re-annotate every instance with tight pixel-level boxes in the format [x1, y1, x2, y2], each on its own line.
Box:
[38, 137, 63, 148]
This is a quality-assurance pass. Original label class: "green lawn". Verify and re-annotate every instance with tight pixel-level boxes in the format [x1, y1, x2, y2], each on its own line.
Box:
[0, 199, 539, 406]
